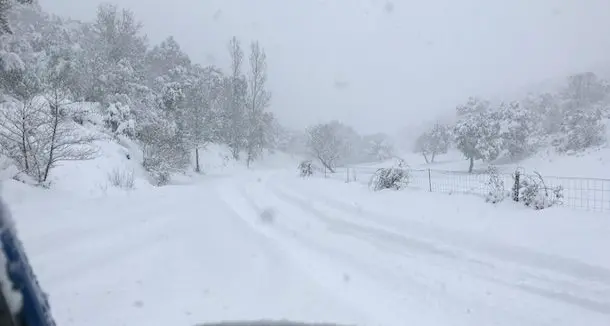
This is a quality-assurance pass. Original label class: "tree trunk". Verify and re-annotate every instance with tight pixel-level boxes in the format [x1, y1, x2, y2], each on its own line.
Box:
[194, 147, 200, 173]
[43, 103, 59, 182]
[431, 152, 436, 163]
[20, 110, 29, 172]
[468, 156, 474, 173]
[321, 161, 335, 173]
[422, 153, 429, 164]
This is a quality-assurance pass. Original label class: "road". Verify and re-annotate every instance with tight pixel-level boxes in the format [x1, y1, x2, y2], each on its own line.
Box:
[9, 171, 610, 326]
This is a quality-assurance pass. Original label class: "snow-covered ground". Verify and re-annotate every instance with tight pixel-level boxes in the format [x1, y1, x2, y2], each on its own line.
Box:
[373, 146, 610, 179]
[2, 141, 610, 326]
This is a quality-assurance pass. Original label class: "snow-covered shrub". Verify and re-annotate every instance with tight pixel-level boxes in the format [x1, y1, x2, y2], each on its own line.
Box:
[395, 157, 407, 168]
[61, 103, 101, 126]
[139, 121, 190, 186]
[485, 165, 507, 203]
[298, 160, 313, 177]
[369, 167, 410, 191]
[107, 168, 135, 190]
[518, 172, 563, 210]
[104, 102, 135, 136]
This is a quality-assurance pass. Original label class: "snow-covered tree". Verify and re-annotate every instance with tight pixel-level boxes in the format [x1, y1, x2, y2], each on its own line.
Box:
[456, 96, 490, 118]
[414, 123, 450, 163]
[76, 3, 147, 103]
[364, 133, 394, 162]
[522, 92, 562, 135]
[497, 101, 540, 159]
[557, 108, 605, 152]
[0, 0, 33, 35]
[183, 65, 223, 172]
[244, 41, 271, 167]
[454, 109, 503, 173]
[222, 36, 247, 160]
[0, 2, 283, 185]
[561, 72, 609, 112]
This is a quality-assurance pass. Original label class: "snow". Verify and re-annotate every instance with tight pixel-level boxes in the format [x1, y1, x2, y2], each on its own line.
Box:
[374, 146, 610, 179]
[2, 138, 610, 325]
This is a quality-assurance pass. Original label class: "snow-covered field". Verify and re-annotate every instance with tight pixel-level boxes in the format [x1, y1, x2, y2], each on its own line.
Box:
[3, 142, 610, 326]
[371, 147, 610, 179]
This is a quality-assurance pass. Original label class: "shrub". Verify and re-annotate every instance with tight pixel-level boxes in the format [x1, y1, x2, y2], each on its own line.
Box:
[298, 160, 313, 177]
[107, 168, 135, 190]
[369, 167, 410, 191]
[485, 165, 507, 203]
[518, 172, 563, 209]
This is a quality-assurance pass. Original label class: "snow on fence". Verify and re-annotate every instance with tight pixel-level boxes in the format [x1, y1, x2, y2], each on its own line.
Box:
[332, 166, 610, 213]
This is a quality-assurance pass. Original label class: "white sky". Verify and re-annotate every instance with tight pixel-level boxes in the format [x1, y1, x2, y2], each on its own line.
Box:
[40, 0, 610, 133]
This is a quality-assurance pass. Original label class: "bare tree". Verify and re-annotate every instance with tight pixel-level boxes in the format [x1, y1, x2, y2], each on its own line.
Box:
[0, 96, 45, 176]
[0, 62, 98, 183]
[306, 122, 346, 173]
[245, 41, 271, 167]
[37, 61, 98, 182]
[224, 36, 246, 160]
[0, 65, 43, 176]
[34, 101, 99, 183]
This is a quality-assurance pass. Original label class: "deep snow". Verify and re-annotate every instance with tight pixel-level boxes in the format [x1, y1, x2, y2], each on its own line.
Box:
[379, 146, 610, 179]
[2, 142, 610, 325]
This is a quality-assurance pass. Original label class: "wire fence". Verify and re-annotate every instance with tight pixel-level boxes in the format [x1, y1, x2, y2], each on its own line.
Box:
[328, 166, 610, 213]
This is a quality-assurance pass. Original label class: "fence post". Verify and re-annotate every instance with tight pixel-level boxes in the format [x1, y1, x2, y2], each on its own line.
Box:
[428, 169, 432, 192]
[512, 170, 520, 202]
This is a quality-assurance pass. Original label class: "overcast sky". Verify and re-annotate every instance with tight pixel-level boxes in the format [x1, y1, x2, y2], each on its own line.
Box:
[40, 0, 610, 134]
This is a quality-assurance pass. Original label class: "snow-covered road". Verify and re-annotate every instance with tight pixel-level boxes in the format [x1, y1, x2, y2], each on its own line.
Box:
[7, 171, 610, 326]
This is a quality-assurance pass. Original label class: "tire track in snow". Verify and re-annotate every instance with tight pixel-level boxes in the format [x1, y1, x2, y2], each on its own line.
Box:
[267, 178, 610, 317]
[231, 178, 578, 326]
[274, 180, 610, 282]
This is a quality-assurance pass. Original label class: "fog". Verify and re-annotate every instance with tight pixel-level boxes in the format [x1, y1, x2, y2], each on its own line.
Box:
[41, 0, 610, 134]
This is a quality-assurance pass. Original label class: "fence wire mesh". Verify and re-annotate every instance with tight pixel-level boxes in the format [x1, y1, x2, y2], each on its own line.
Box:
[332, 166, 610, 213]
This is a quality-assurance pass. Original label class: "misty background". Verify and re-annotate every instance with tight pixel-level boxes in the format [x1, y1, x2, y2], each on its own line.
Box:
[40, 0, 610, 134]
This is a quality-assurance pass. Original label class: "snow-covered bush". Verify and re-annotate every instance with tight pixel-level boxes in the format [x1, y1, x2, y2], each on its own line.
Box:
[139, 121, 190, 186]
[485, 165, 507, 204]
[395, 157, 407, 168]
[369, 167, 410, 191]
[298, 160, 313, 177]
[104, 102, 135, 136]
[107, 168, 135, 190]
[518, 172, 563, 210]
